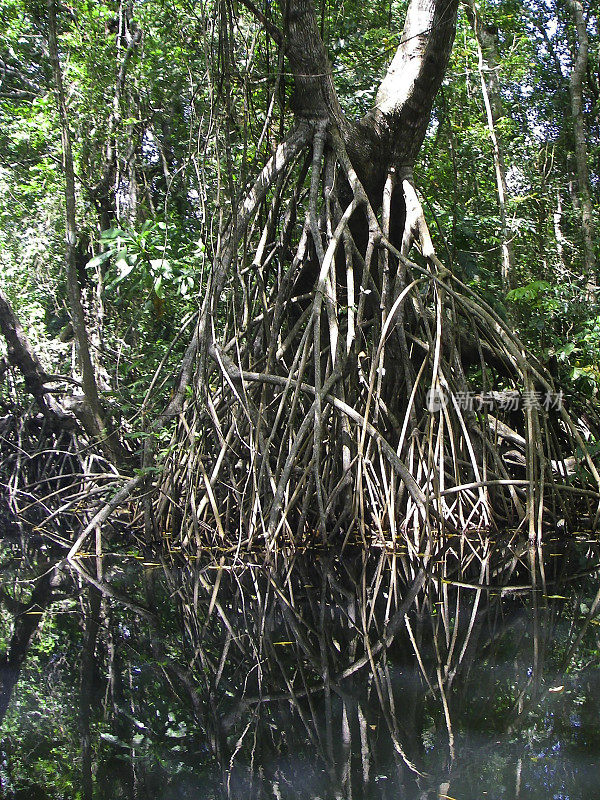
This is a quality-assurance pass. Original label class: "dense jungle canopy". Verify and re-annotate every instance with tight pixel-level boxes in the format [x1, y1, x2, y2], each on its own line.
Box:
[5, 2, 600, 798]
[2, 0, 600, 549]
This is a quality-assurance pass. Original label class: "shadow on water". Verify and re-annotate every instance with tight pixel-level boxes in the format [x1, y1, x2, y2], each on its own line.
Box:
[1, 532, 600, 799]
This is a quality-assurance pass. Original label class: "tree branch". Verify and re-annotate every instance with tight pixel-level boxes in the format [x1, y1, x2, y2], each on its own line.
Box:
[0, 286, 70, 424]
[370, 0, 459, 170]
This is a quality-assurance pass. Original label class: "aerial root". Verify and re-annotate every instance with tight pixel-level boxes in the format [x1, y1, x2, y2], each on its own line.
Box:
[7, 123, 596, 561]
[154, 121, 600, 554]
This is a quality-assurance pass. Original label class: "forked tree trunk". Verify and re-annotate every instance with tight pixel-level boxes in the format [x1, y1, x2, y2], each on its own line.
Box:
[284, 0, 459, 249]
[146, 0, 600, 555]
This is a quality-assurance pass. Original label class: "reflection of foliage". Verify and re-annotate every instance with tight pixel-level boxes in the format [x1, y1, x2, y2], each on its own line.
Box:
[1, 602, 81, 796]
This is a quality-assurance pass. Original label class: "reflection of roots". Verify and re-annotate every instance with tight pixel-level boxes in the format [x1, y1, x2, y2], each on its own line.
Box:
[150, 540, 573, 788]
[158, 120, 600, 551]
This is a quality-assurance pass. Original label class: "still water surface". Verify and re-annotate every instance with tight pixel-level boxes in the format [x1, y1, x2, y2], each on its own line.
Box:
[1, 536, 600, 799]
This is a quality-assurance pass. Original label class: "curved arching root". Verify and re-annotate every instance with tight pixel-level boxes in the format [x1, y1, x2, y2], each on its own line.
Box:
[156, 121, 600, 553]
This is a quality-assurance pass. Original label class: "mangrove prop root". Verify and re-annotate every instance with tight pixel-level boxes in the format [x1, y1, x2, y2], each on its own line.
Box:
[154, 122, 600, 552]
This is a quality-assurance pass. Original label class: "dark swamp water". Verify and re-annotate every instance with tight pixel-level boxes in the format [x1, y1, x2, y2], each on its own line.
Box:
[2, 533, 600, 799]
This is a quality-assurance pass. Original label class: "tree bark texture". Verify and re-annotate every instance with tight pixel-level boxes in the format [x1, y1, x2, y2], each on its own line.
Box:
[47, 0, 117, 455]
[568, 0, 597, 284]
[467, 0, 514, 292]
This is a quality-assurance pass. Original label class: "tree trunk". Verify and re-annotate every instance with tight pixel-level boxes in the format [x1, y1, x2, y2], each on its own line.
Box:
[283, 0, 459, 249]
[553, 189, 569, 281]
[567, 0, 597, 290]
[47, 0, 125, 465]
[0, 287, 69, 423]
[467, 0, 515, 293]
[79, 585, 102, 800]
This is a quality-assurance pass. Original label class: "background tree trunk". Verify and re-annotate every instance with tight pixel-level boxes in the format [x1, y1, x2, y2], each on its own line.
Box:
[568, 0, 597, 290]
[47, 0, 122, 462]
[467, 0, 515, 292]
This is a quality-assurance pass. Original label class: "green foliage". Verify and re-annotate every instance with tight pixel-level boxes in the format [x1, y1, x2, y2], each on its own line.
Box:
[96, 220, 201, 301]
[1, 0, 599, 415]
[506, 279, 552, 302]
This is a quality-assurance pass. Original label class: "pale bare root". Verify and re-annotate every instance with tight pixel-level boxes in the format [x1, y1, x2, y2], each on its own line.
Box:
[155, 121, 600, 554]
[400, 177, 435, 259]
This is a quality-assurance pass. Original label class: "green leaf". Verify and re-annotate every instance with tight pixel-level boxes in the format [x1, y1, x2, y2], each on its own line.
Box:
[100, 227, 127, 241]
[115, 255, 137, 280]
[86, 251, 113, 270]
[150, 258, 170, 274]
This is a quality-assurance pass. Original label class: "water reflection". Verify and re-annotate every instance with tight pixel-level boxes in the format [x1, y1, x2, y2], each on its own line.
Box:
[1, 536, 600, 799]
